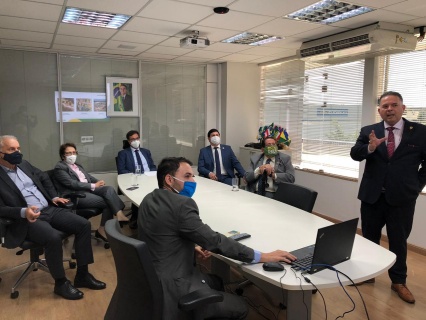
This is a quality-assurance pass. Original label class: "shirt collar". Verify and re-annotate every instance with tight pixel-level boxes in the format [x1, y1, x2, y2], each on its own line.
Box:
[384, 118, 404, 130]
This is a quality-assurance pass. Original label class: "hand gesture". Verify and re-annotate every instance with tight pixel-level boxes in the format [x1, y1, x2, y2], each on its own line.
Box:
[208, 172, 218, 181]
[195, 245, 212, 260]
[52, 197, 69, 206]
[25, 206, 40, 223]
[260, 250, 297, 264]
[95, 180, 105, 188]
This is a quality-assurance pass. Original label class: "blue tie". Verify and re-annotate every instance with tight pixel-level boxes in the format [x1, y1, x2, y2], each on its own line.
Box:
[134, 149, 143, 172]
[214, 147, 222, 181]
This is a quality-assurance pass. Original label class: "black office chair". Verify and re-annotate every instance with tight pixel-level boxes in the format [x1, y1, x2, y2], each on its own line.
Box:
[104, 219, 223, 320]
[0, 217, 75, 299]
[273, 182, 318, 213]
[45, 170, 107, 249]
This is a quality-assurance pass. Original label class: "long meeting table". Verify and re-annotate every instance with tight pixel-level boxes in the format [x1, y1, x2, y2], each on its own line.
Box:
[118, 172, 396, 320]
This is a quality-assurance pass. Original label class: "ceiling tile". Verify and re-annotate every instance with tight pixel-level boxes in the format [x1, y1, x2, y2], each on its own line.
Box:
[204, 42, 249, 53]
[198, 10, 274, 31]
[57, 23, 116, 39]
[55, 35, 106, 48]
[111, 31, 168, 44]
[229, 0, 310, 18]
[176, 0, 232, 6]
[138, 52, 178, 60]
[0, 16, 57, 33]
[98, 48, 140, 56]
[138, 0, 213, 24]
[0, 29, 53, 43]
[223, 53, 263, 62]
[67, 0, 149, 16]
[0, 39, 51, 49]
[183, 50, 230, 59]
[123, 17, 190, 36]
[249, 18, 321, 38]
[144, 45, 193, 55]
[0, 0, 62, 21]
[52, 44, 98, 53]
[102, 40, 153, 52]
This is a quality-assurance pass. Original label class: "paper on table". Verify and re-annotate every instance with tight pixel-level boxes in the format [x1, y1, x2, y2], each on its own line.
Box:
[144, 171, 157, 176]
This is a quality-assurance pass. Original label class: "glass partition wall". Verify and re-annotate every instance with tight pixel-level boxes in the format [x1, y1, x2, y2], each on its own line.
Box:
[0, 49, 206, 172]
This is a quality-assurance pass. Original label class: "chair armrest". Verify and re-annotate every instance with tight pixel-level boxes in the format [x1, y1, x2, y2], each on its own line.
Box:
[178, 288, 224, 311]
[0, 217, 14, 246]
[62, 192, 86, 210]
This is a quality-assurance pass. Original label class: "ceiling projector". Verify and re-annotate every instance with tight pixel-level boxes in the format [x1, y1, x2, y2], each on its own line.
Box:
[180, 31, 210, 48]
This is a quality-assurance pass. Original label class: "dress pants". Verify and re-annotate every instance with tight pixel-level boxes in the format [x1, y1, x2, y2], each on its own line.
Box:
[360, 193, 415, 284]
[26, 206, 93, 279]
[77, 186, 125, 226]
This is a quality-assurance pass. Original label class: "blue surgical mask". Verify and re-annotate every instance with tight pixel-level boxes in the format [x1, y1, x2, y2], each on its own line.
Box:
[172, 176, 197, 198]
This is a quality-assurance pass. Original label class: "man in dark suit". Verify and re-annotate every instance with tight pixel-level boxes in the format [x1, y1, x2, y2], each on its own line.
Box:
[0, 135, 106, 300]
[117, 130, 156, 227]
[245, 136, 295, 198]
[138, 157, 296, 320]
[350, 91, 426, 304]
[198, 128, 245, 185]
[119, 84, 132, 111]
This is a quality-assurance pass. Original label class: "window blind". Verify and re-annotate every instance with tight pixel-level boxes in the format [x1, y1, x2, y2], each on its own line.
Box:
[261, 59, 365, 178]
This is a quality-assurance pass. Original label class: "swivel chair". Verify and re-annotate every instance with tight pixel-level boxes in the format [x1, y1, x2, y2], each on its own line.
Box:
[45, 170, 107, 249]
[273, 182, 318, 213]
[0, 217, 75, 299]
[104, 219, 223, 320]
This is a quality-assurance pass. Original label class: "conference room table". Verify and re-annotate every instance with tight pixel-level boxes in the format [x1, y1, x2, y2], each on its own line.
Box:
[118, 172, 396, 320]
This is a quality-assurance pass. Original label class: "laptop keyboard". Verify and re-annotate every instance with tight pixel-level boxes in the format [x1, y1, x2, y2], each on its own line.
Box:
[292, 253, 313, 270]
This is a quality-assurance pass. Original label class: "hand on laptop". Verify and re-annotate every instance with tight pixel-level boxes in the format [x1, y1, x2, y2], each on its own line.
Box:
[260, 250, 297, 264]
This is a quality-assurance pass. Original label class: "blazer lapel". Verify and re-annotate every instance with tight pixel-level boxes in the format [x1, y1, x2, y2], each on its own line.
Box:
[0, 167, 25, 200]
[375, 122, 388, 158]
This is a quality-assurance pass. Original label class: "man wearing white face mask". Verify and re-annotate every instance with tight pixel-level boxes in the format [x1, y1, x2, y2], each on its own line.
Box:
[54, 143, 127, 241]
[117, 130, 156, 228]
[198, 129, 245, 185]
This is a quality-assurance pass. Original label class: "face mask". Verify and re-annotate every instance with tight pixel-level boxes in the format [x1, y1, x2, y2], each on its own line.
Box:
[210, 136, 220, 145]
[65, 155, 77, 165]
[130, 140, 140, 149]
[264, 145, 278, 157]
[1, 151, 23, 164]
[172, 176, 197, 198]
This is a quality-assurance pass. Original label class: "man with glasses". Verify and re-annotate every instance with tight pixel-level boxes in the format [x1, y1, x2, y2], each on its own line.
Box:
[138, 157, 296, 320]
[245, 136, 295, 198]
[0, 135, 106, 300]
[117, 130, 156, 227]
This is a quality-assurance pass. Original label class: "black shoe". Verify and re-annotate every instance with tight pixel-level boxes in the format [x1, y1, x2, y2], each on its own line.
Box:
[54, 280, 84, 300]
[74, 273, 106, 290]
[95, 230, 109, 243]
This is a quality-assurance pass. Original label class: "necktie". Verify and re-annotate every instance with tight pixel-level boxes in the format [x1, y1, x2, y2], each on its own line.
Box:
[214, 147, 222, 181]
[387, 127, 395, 158]
[135, 149, 143, 170]
[257, 158, 272, 196]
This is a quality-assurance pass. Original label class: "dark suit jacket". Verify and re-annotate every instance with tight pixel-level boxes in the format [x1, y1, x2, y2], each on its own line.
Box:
[0, 161, 58, 248]
[138, 189, 254, 320]
[350, 118, 426, 206]
[197, 144, 245, 178]
[53, 161, 98, 195]
[122, 94, 132, 111]
[245, 152, 295, 193]
[117, 147, 156, 174]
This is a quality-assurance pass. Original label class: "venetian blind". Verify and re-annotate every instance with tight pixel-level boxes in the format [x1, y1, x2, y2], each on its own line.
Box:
[261, 59, 365, 178]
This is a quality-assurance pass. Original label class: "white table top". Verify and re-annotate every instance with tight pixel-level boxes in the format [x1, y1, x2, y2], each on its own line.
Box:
[118, 172, 396, 291]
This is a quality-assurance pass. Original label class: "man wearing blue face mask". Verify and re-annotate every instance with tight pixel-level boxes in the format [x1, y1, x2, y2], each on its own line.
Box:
[245, 136, 295, 198]
[138, 157, 296, 320]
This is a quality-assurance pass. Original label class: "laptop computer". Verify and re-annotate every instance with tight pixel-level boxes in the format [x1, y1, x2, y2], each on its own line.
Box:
[290, 218, 359, 274]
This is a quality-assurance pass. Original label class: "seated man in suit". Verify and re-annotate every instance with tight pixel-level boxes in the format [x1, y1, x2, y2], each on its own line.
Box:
[0, 135, 105, 300]
[198, 129, 246, 185]
[245, 136, 295, 198]
[117, 130, 156, 227]
[53, 142, 127, 242]
[138, 157, 296, 320]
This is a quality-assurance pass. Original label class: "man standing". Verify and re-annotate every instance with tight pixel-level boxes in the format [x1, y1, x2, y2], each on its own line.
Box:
[245, 136, 295, 198]
[198, 129, 246, 185]
[0, 135, 106, 300]
[138, 157, 296, 320]
[117, 130, 156, 227]
[350, 91, 426, 304]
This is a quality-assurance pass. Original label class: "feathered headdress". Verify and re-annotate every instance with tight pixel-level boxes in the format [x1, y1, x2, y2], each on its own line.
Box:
[257, 123, 291, 146]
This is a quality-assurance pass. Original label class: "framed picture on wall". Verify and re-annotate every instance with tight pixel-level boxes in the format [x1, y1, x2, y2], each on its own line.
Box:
[106, 77, 139, 117]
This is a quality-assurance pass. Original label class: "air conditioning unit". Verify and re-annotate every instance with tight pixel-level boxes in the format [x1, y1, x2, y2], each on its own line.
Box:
[297, 22, 417, 64]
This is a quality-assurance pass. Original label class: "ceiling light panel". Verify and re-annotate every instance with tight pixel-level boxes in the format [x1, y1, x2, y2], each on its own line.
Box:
[62, 7, 131, 29]
[284, 0, 374, 25]
[222, 32, 282, 46]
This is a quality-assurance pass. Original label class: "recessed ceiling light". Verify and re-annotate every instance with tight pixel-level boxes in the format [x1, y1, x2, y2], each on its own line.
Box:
[62, 7, 131, 29]
[284, 0, 374, 24]
[222, 32, 282, 46]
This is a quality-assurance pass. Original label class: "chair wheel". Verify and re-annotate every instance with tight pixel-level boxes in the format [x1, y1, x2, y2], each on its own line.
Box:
[69, 261, 77, 269]
[71, 253, 76, 260]
[104, 243, 110, 249]
[11, 291, 19, 299]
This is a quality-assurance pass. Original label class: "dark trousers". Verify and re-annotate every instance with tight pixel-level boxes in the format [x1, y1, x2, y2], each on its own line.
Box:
[26, 206, 93, 279]
[360, 194, 415, 284]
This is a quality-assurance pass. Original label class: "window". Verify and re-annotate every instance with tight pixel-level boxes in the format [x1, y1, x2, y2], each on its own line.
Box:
[261, 59, 365, 178]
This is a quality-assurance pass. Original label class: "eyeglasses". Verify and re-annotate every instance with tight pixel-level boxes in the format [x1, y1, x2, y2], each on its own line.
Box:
[65, 151, 78, 156]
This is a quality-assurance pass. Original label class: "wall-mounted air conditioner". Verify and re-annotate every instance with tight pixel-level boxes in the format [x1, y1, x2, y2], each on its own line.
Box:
[297, 22, 417, 63]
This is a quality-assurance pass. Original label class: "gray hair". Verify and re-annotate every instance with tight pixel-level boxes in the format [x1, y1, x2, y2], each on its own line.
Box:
[0, 135, 18, 148]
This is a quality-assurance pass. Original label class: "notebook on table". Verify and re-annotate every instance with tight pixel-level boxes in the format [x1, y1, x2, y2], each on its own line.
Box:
[290, 218, 359, 274]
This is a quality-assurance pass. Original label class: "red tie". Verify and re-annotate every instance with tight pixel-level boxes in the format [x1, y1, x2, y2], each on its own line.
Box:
[387, 127, 395, 158]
